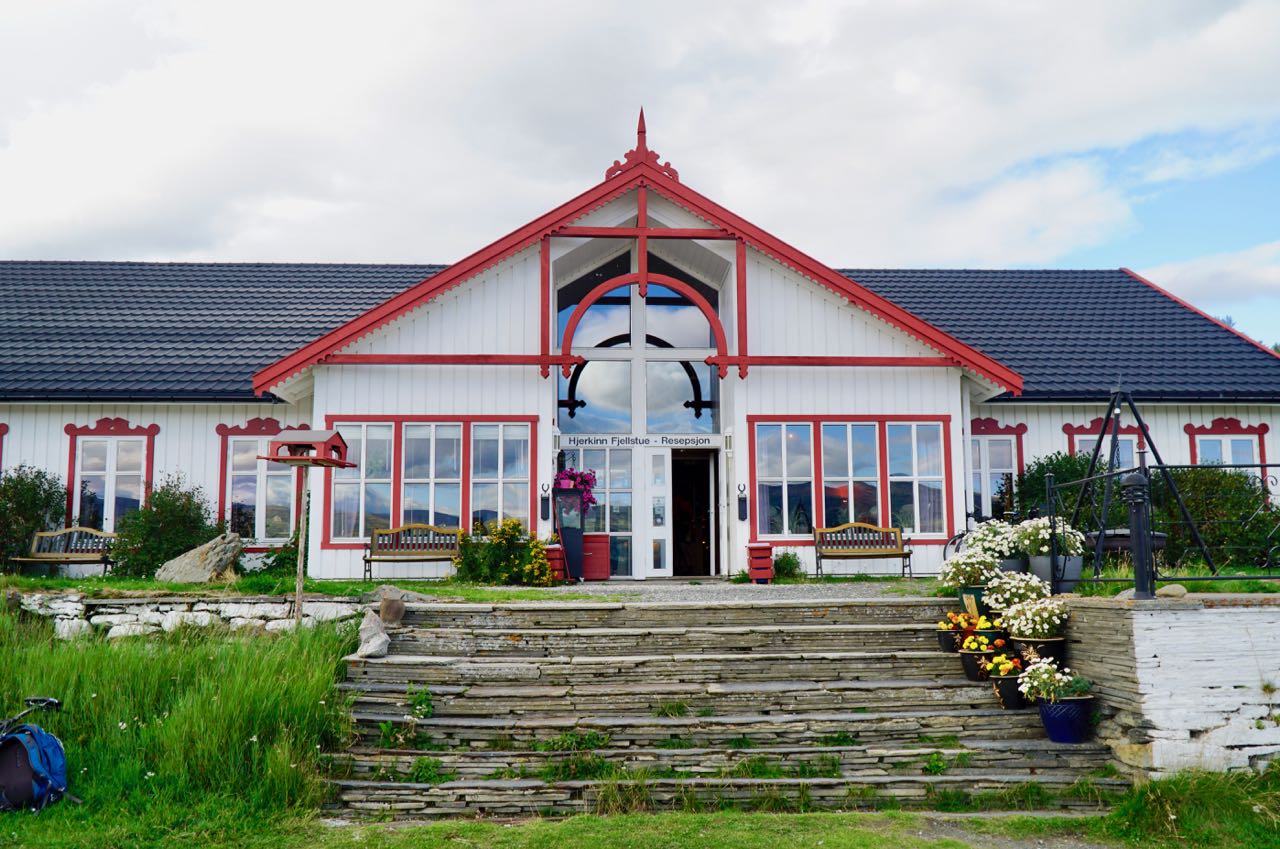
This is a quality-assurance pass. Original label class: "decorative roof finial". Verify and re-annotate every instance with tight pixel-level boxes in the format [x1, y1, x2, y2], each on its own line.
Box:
[605, 109, 678, 181]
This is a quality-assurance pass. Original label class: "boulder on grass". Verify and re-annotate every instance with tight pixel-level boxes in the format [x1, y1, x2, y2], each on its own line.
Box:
[155, 533, 243, 583]
[356, 609, 390, 658]
[359, 584, 435, 604]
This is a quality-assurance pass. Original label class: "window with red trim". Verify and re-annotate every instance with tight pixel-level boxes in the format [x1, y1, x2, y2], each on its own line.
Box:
[65, 418, 159, 532]
[332, 422, 395, 540]
[0, 423, 8, 470]
[1185, 418, 1269, 471]
[225, 436, 296, 541]
[754, 423, 814, 536]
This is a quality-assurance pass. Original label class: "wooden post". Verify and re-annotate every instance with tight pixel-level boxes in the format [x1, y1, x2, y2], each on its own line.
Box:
[295, 466, 310, 625]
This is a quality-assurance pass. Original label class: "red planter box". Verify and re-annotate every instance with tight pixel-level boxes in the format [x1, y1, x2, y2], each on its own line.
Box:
[747, 543, 774, 584]
[582, 533, 611, 581]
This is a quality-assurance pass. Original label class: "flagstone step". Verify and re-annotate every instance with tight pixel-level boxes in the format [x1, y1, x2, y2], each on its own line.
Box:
[389, 622, 939, 656]
[401, 598, 955, 630]
[343, 676, 1003, 717]
[346, 649, 968, 688]
[336, 739, 1117, 782]
[352, 707, 1049, 750]
[330, 771, 1128, 818]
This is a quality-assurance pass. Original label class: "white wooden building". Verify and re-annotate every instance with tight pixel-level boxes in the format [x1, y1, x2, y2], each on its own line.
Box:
[3, 118, 1279, 580]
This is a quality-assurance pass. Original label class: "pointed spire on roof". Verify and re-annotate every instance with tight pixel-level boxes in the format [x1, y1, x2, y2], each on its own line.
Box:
[605, 108, 678, 182]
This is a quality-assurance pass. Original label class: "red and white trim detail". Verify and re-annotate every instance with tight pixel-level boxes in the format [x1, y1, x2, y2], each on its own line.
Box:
[0, 422, 8, 471]
[1063, 417, 1147, 455]
[63, 417, 161, 525]
[971, 417, 1028, 475]
[252, 117, 1022, 397]
[319, 415, 538, 550]
[1184, 418, 1270, 466]
[746, 414, 955, 547]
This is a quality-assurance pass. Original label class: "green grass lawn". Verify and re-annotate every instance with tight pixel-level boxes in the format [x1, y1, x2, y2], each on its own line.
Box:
[0, 572, 610, 602]
[1074, 562, 1280, 596]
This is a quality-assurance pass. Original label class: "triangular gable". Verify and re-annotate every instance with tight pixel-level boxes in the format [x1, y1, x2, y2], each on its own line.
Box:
[253, 118, 1022, 396]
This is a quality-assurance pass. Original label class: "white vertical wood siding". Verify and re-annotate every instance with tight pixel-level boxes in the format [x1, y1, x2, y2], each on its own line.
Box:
[0, 400, 308, 500]
[973, 402, 1280, 469]
[307, 248, 552, 578]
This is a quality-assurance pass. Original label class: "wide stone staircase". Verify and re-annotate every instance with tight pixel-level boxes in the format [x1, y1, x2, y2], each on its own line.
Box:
[327, 598, 1127, 818]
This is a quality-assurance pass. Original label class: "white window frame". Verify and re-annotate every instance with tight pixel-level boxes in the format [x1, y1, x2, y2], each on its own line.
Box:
[74, 437, 147, 532]
[971, 435, 1017, 521]
[558, 446, 634, 575]
[886, 422, 947, 537]
[400, 422, 463, 529]
[331, 422, 394, 541]
[470, 423, 531, 529]
[754, 422, 815, 538]
[1076, 435, 1137, 469]
[1195, 435, 1257, 467]
[225, 436, 296, 542]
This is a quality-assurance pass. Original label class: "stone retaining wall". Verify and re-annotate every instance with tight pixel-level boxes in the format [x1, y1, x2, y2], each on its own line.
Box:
[1067, 594, 1280, 777]
[15, 592, 362, 639]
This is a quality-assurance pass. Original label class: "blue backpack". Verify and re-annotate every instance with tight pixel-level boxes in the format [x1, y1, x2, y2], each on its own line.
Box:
[0, 724, 68, 812]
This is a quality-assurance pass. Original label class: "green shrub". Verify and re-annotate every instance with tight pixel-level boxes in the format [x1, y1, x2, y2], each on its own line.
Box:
[1003, 451, 1097, 518]
[407, 757, 455, 784]
[772, 550, 804, 580]
[1151, 466, 1278, 568]
[255, 532, 298, 577]
[0, 464, 67, 571]
[454, 518, 554, 586]
[110, 475, 222, 578]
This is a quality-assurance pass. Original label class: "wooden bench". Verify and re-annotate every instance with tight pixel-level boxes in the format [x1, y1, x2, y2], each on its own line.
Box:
[11, 527, 117, 576]
[363, 524, 463, 581]
[813, 522, 912, 578]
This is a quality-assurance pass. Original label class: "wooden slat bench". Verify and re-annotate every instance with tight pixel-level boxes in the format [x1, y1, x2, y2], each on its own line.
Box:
[813, 522, 912, 578]
[12, 526, 117, 576]
[363, 524, 463, 581]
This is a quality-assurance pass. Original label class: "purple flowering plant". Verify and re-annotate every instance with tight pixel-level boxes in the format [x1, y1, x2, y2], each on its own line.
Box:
[554, 467, 598, 507]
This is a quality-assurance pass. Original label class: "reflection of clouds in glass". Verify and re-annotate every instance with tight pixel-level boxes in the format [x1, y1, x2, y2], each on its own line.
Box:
[646, 362, 715, 433]
[558, 361, 631, 433]
[647, 304, 711, 348]
[559, 304, 630, 347]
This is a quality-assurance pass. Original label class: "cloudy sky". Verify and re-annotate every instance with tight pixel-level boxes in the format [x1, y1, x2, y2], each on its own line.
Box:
[2, 1, 1278, 343]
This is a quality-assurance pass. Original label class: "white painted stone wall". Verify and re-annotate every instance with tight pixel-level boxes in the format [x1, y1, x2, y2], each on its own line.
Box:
[17, 593, 361, 639]
[1132, 600, 1280, 775]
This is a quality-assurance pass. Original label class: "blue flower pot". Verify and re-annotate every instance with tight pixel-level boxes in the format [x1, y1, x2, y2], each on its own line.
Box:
[1038, 697, 1095, 743]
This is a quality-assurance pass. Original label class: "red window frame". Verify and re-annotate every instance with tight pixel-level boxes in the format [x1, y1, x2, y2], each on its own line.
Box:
[1062, 417, 1146, 456]
[1184, 418, 1269, 466]
[0, 423, 8, 470]
[216, 417, 308, 551]
[321, 414, 539, 549]
[970, 418, 1027, 476]
[64, 417, 161, 527]
[747, 414, 954, 546]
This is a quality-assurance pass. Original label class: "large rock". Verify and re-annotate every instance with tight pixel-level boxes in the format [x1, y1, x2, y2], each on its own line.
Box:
[359, 584, 435, 604]
[356, 609, 390, 658]
[155, 533, 243, 583]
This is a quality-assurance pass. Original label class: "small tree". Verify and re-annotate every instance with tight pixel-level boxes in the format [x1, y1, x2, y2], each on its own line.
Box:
[111, 474, 222, 578]
[0, 465, 67, 572]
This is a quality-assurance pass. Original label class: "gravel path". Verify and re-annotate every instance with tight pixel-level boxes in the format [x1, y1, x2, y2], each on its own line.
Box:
[531, 577, 941, 602]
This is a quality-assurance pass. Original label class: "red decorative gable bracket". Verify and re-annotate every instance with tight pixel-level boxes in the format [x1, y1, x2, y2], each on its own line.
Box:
[252, 114, 1022, 397]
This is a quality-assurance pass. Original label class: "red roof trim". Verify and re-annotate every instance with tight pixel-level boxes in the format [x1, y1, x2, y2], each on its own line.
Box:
[1121, 267, 1280, 363]
[253, 157, 1023, 395]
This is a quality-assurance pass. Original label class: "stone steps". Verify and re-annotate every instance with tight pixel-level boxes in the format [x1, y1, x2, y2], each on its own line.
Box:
[343, 676, 1000, 717]
[389, 622, 938, 656]
[346, 649, 963, 687]
[401, 599, 954, 630]
[328, 597, 1125, 819]
[352, 707, 1050, 749]
[337, 739, 1116, 781]
[331, 771, 1128, 817]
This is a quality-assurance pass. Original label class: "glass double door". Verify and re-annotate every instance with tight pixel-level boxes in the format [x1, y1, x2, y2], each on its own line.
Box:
[557, 445, 716, 578]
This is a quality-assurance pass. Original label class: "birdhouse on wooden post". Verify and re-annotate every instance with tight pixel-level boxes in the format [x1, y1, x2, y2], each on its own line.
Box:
[259, 429, 356, 622]
[262, 429, 355, 468]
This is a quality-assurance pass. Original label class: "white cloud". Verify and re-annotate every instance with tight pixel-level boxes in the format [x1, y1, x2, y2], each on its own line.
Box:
[0, 0, 1278, 267]
[1142, 240, 1280, 303]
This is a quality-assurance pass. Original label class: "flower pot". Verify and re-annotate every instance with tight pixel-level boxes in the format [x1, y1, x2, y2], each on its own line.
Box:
[998, 557, 1027, 573]
[1058, 556, 1084, 593]
[958, 585, 989, 618]
[1028, 555, 1052, 583]
[973, 628, 1007, 645]
[990, 674, 1028, 710]
[936, 630, 960, 653]
[1038, 696, 1095, 743]
[1012, 636, 1066, 665]
[958, 650, 994, 682]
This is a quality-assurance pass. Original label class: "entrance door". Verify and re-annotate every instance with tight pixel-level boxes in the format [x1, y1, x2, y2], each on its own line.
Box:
[672, 450, 717, 576]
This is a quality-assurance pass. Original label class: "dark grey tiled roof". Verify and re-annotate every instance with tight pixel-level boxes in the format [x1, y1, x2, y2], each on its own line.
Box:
[0, 262, 442, 401]
[843, 268, 1280, 401]
[1, 262, 1276, 402]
